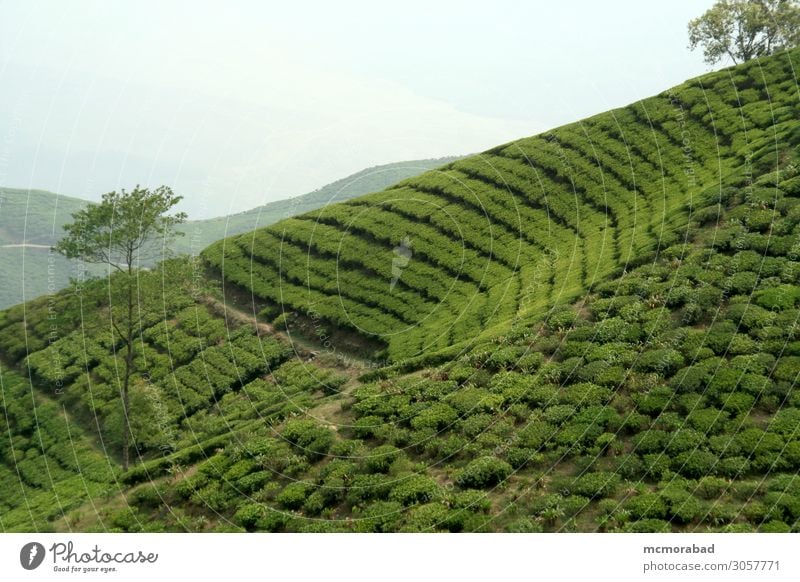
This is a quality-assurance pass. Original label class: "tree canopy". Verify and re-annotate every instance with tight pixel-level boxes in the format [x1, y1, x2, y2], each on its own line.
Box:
[55, 185, 187, 270]
[688, 0, 800, 65]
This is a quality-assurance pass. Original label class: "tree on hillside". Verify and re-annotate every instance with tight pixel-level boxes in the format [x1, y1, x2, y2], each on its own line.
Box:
[688, 0, 800, 65]
[55, 185, 187, 470]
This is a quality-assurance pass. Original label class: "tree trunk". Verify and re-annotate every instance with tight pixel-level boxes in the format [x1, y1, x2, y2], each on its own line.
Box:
[121, 344, 132, 472]
[121, 274, 134, 472]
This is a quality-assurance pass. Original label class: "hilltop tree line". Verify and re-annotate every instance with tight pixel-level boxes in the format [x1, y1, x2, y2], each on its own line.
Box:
[689, 0, 800, 65]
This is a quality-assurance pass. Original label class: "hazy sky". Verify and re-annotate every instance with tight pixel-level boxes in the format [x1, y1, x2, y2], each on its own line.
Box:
[0, 1, 714, 219]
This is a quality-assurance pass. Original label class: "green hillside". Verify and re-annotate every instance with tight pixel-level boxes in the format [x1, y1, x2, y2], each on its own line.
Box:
[0, 158, 458, 310]
[203, 53, 797, 363]
[1, 49, 800, 533]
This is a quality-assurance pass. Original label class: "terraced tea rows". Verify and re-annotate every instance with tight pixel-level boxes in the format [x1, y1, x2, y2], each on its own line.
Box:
[203, 50, 800, 361]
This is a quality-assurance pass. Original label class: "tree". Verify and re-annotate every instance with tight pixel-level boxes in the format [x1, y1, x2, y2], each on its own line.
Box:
[688, 0, 800, 65]
[54, 185, 186, 470]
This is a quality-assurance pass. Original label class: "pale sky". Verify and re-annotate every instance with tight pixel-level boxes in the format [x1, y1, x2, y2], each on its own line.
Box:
[0, 0, 713, 219]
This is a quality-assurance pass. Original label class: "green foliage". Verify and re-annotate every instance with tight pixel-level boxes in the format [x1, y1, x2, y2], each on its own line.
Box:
[277, 482, 313, 509]
[754, 284, 800, 310]
[410, 403, 458, 431]
[281, 420, 335, 459]
[4, 48, 800, 533]
[688, 0, 800, 65]
[571, 471, 620, 499]
[456, 457, 513, 489]
[389, 475, 441, 506]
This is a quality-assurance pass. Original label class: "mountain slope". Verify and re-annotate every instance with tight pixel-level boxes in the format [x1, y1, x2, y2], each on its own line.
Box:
[0, 189, 97, 310]
[203, 50, 798, 363]
[0, 157, 459, 309]
[0, 48, 799, 533]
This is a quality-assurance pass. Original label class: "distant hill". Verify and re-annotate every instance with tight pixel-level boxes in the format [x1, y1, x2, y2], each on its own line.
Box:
[0, 157, 460, 309]
[0, 189, 101, 309]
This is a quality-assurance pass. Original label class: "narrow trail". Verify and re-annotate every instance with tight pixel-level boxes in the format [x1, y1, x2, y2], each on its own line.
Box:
[0, 243, 52, 249]
[199, 294, 369, 376]
[199, 294, 379, 427]
[199, 294, 301, 351]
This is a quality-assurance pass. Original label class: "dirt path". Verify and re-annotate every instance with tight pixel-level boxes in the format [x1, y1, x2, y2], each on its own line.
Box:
[199, 293, 300, 348]
[0, 243, 52, 249]
[199, 294, 372, 426]
[199, 294, 369, 371]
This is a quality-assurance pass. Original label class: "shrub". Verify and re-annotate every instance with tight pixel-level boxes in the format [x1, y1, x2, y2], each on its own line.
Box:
[634, 349, 684, 375]
[450, 489, 492, 513]
[665, 429, 705, 455]
[517, 352, 545, 372]
[424, 434, 467, 459]
[560, 383, 612, 407]
[277, 482, 312, 509]
[389, 475, 440, 506]
[718, 391, 755, 415]
[364, 445, 402, 473]
[446, 387, 503, 414]
[754, 285, 800, 310]
[281, 420, 334, 459]
[696, 476, 729, 500]
[487, 346, 525, 371]
[353, 416, 385, 439]
[506, 447, 543, 469]
[633, 429, 669, 455]
[594, 317, 641, 342]
[131, 484, 166, 509]
[399, 502, 453, 532]
[526, 383, 559, 407]
[773, 356, 800, 382]
[346, 474, 392, 505]
[633, 387, 674, 417]
[234, 503, 268, 531]
[717, 456, 750, 477]
[410, 403, 458, 431]
[624, 493, 668, 520]
[571, 471, 619, 499]
[673, 450, 719, 478]
[543, 405, 576, 424]
[665, 491, 703, 524]
[456, 457, 513, 489]
[354, 501, 404, 532]
[670, 364, 709, 393]
[687, 407, 728, 434]
[768, 408, 800, 436]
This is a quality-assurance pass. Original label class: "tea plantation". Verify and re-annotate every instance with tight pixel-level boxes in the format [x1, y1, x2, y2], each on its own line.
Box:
[1, 48, 800, 532]
[203, 47, 799, 362]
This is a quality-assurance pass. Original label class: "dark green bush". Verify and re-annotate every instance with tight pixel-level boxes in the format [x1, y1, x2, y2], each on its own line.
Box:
[456, 457, 513, 489]
[281, 420, 334, 459]
[571, 471, 619, 499]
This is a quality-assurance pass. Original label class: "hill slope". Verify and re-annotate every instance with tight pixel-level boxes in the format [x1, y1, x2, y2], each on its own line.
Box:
[0, 157, 458, 309]
[0, 49, 799, 533]
[203, 51, 798, 363]
[0, 189, 98, 309]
